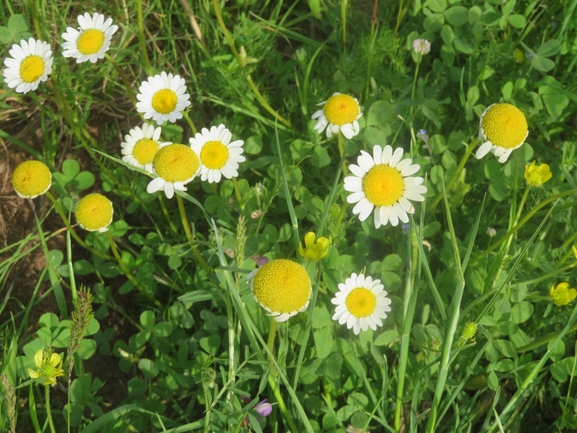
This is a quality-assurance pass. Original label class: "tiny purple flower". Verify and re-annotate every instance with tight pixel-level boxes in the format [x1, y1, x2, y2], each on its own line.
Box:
[241, 396, 273, 427]
[413, 38, 431, 55]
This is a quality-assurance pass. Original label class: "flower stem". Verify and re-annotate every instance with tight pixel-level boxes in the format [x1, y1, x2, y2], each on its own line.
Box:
[104, 53, 141, 112]
[45, 386, 56, 433]
[45, 191, 113, 261]
[157, 193, 179, 234]
[176, 194, 213, 274]
[337, 132, 348, 176]
[267, 374, 299, 433]
[106, 231, 162, 308]
[232, 177, 244, 210]
[137, 0, 153, 76]
[183, 111, 198, 135]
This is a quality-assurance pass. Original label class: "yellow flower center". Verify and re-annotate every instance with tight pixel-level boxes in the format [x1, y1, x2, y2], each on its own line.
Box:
[153, 144, 199, 182]
[77, 29, 105, 55]
[12, 160, 52, 198]
[200, 140, 229, 169]
[323, 94, 359, 126]
[133, 139, 159, 165]
[76, 193, 113, 231]
[252, 259, 311, 313]
[481, 103, 528, 149]
[20, 55, 45, 83]
[362, 165, 404, 207]
[345, 287, 377, 318]
[151, 89, 178, 114]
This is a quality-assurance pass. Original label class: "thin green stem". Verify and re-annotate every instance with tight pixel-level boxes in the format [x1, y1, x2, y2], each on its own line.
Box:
[411, 59, 421, 101]
[267, 318, 277, 373]
[473, 188, 577, 264]
[211, 0, 291, 128]
[28, 0, 42, 41]
[183, 111, 198, 135]
[365, 0, 379, 100]
[337, 132, 348, 175]
[106, 231, 162, 308]
[137, 0, 153, 76]
[517, 318, 577, 353]
[176, 194, 213, 274]
[203, 384, 211, 433]
[267, 375, 299, 433]
[104, 53, 141, 111]
[45, 191, 112, 260]
[45, 386, 56, 433]
[521, 262, 574, 286]
[157, 193, 179, 234]
[341, 0, 348, 53]
[232, 177, 244, 210]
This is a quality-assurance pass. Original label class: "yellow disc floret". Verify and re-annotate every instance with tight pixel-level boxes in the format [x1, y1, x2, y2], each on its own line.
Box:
[481, 103, 528, 149]
[77, 29, 105, 55]
[323, 94, 359, 126]
[200, 141, 229, 169]
[151, 89, 178, 114]
[362, 165, 404, 206]
[76, 193, 113, 232]
[153, 144, 199, 182]
[345, 287, 377, 318]
[252, 259, 311, 314]
[20, 56, 45, 83]
[133, 139, 160, 165]
[12, 160, 52, 198]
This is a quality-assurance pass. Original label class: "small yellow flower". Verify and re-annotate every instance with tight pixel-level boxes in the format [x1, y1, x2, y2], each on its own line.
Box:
[550, 282, 577, 306]
[248, 259, 311, 322]
[524, 161, 552, 187]
[75, 193, 114, 232]
[11, 160, 52, 198]
[299, 232, 330, 262]
[311, 93, 362, 139]
[28, 349, 65, 386]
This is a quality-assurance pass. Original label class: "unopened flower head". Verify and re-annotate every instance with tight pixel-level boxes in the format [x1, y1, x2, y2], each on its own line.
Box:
[331, 272, 392, 335]
[61, 12, 118, 63]
[550, 282, 577, 306]
[147, 143, 200, 199]
[475, 103, 528, 163]
[136, 72, 191, 125]
[247, 259, 311, 322]
[121, 123, 167, 172]
[3, 38, 53, 94]
[311, 92, 362, 139]
[240, 396, 273, 427]
[344, 145, 427, 228]
[299, 232, 330, 262]
[189, 124, 246, 183]
[413, 38, 431, 55]
[28, 350, 65, 386]
[12, 160, 52, 198]
[75, 193, 113, 232]
[524, 161, 552, 187]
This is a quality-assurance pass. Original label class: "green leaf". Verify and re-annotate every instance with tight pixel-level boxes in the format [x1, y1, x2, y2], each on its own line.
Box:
[8, 15, 28, 34]
[138, 358, 159, 379]
[313, 327, 333, 359]
[487, 371, 499, 390]
[426, 0, 447, 13]
[364, 126, 388, 146]
[62, 159, 80, 182]
[73, 260, 95, 275]
[168, 254, 182, 270]
[382, 254, 402, 271]
[71, 171, 95, 190]
[493, 359, 515, 371]
[152, 322, 173, 337]
[373, 329, 398, 346]
[140, 310, 155, 330]
[511, 301, 534, 324]
[468, 6, 482, 24]
[367, 101, 394, 126]
[77, 339, 97, 360]
[440, 25, 455, 46]
[453, 38, 474, 54]
[506, 14, 526, 28]
[531, 56, 555, 72]
[444, 6, 468, 26]
[494, 339, 517, 358]
[539, 85, 569, 117]
[347, 392, 369, 410]
[536, 39, 561, 57]
[108, 221, 129, 238]
[502, 0, 515, 16]
[0, 27, 12, 44]
[244, 135, 263, 155]
[424, 13, 445, 32]
[311, 145, 330, 168]
[312, 305, 332, 328]
[199, 335, 221, 356]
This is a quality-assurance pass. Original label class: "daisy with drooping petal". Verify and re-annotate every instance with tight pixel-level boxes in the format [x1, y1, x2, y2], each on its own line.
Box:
[12, 160, 52, 198]
[344, 145, 427, 228]
[331, 272, 392, 335]
[61, 12, 118, 64]
[475, 103, 528, 163]
[3, 38, 53, 94]
[120, 123, 167, 172]
[136, 72, 191, 125]
[76, 193, 114, 232]
[247, 259, 311, 322]
[311, 92, 362, 139]
[147, 143, 200, 199]
[189, 124, 246, 183]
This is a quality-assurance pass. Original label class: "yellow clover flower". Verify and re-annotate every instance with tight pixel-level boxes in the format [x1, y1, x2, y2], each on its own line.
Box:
[299, 232, 330, 262]
[475, 103, 528, 163]
[550, 282, 577, 306]
[248, 259, 311, 322]
[75, 193, 114, 232]
[524, 161, 552, 187]
[28, 349, 65, 386]
[12, 160, 52, 198]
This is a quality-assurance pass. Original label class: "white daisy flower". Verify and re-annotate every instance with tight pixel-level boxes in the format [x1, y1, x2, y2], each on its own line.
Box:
[311, 92, 362, 139]
[344, 145, 427, 228]
[146, 143, 199, 199]
[3, 38, 53, 94]
[247, 259, 311, 322]
[189, 124, 246, 183]
[61, 12, 118, 64]
[475, 103, 528, 163]
[331, 272, 392, 335]
[136, 72, 191, 125]
[120, 123, 167, 172]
